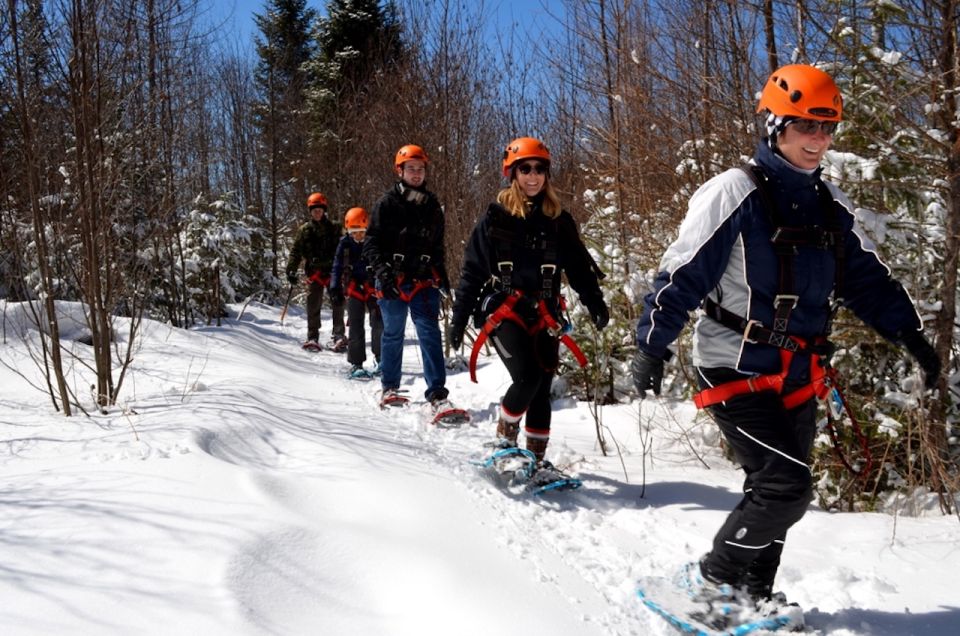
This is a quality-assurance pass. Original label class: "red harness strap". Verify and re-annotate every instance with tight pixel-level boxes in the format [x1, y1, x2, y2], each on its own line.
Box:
[346, 280, 376, 303]
[468, 292, 587, 383]
[376, 271, 440, 302]
[307, 271, 331, 287]
[693, 344, 834, 410]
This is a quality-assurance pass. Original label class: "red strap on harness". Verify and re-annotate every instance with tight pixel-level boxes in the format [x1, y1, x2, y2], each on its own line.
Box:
[468, 293, 587, 383]
[346, 280, 376, 303]
[694, 343, 834, 410]
[377, 271, 440, 302]
[307, 271, 331, 287]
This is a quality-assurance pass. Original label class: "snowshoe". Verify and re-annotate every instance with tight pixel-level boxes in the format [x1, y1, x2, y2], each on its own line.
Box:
[349, 365, 373, 380]
[479, 446, 538, 484]
[527, 460, 582, 495]
[302, 339, 322, 352]
[329, 336, 348, 353]
[637, 562, 802, 635]
[429, 399, 471, 428]
[380, 388, 409, 409]
[371, 360, 382, 376]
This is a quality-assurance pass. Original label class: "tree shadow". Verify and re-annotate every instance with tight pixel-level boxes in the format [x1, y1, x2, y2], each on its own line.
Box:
[807, 605, 960, 635]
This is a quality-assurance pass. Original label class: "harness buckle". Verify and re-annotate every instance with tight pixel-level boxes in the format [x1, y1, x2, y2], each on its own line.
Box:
[392, 253, 405, 264]
[743, 319, 763, 344]
[773, 294, 799, 309]
[540, 264, 556, 275]
[419, 254, 431, 264]
[497, 261, 514, 273]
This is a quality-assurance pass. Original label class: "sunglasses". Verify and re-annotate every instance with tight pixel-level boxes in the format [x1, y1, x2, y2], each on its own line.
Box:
[787, 118, 838, 136]
[517, 162, 547, 176]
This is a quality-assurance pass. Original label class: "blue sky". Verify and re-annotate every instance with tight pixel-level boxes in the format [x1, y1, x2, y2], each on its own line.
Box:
[202, 0, 564, 51]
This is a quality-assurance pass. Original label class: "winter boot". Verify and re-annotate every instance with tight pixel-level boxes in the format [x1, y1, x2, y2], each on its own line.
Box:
[682, 558, 756, 631]
[525, 435, 549, 463]
[495, 418, 520, 448]
[349, 364, 372, 379]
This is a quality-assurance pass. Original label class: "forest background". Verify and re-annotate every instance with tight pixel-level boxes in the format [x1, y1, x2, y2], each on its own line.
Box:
[1, 0, 958, 513]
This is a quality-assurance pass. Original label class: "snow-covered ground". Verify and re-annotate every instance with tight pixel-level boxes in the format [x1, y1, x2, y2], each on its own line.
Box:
[1, 299, 958, 635]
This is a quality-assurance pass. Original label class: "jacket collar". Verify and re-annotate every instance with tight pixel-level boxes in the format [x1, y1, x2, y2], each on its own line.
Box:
[754, 139, 823, 191]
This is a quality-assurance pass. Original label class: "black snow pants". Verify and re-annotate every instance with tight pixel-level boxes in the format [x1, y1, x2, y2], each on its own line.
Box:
[490, 320, 558, 431]
[346, 294, 382, 367]
[696, 366, 818, 597]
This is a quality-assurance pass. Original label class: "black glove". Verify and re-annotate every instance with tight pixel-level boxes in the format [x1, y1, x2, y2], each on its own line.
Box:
[286, 271, 298, 285]
[447, 322, 465, 350]
[901, 330, 941, 390]
[328, 286, 344, 304]
[376, 266, 400, 300]
[632, 349, 665, 398]
[588, 299, 610, 330]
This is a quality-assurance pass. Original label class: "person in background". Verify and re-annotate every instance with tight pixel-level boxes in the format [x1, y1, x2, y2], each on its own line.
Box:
[285, 192, 345, 350]
[630, 64, 941, 630]
[448, 136, 608, 481]
[330, 207, 383, 378]
[363, 144, 456, 415]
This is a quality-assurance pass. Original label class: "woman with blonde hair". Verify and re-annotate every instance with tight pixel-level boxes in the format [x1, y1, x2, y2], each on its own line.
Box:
[449, 137, 608, 481]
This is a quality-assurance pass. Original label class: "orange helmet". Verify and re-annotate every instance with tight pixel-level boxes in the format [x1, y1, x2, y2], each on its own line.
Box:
[344, 207, 368, 231]
[757, 64, 842, 121]
[306, 192, 328, 209]
[394, 144, 429, 170]
[502, 137, 551, 177]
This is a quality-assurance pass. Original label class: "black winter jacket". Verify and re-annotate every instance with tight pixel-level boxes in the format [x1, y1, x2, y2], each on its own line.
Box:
[363, 182, 449, 287]
[451, 200, 605, 332]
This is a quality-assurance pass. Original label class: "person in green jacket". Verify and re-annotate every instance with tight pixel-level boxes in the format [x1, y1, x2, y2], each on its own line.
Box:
[285, 192, 345, 349]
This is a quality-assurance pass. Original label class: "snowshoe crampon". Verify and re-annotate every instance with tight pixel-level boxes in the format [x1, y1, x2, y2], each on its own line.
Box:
[429, 400, 471, 428]
[380, 389, 409, 409]
[527, 460, 582, 495]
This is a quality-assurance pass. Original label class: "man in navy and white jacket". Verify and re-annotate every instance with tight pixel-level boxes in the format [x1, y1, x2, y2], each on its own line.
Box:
[631, 64, 941, 627]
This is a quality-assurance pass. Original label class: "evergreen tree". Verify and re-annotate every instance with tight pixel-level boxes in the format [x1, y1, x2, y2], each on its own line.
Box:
[253, 0, 317, 280]
[302, 0, 405, 209]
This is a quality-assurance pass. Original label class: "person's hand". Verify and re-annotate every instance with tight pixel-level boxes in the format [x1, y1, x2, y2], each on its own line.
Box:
[286, 271, 298, 285]
[902, 331, 941, 390]
[328, 286, 344, 304]
[447, 323, 465, 350]
[377, 266, 399, 300]
[588, 299, 609, 330]
[632, 349, 664, 398]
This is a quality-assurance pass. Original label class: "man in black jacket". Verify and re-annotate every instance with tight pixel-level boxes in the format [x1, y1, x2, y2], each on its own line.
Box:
[363, 145, 452, 410]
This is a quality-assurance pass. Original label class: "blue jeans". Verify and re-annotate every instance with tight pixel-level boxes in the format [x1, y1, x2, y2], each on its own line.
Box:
[378, 286, 447, 401]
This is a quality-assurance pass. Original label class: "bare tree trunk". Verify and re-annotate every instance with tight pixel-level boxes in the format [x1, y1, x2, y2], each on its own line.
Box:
[597, 0, 631, 283]
[68, 0, 114, 408]
[936, 0, 959, 422]
[6, 0, 72, 415]
[762, 0, 778, 72]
